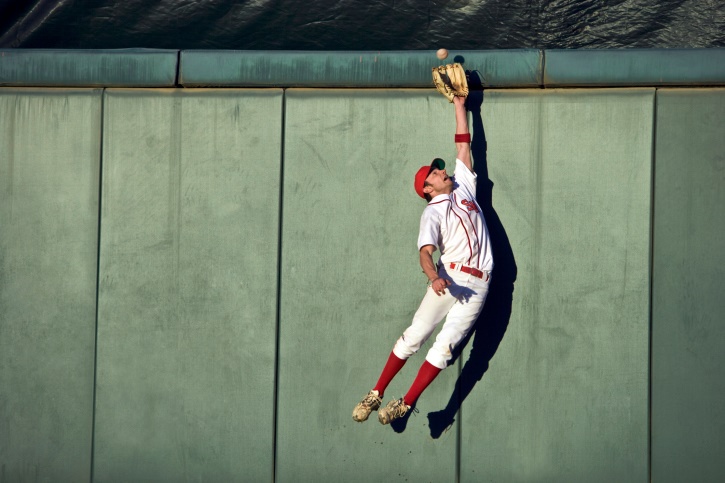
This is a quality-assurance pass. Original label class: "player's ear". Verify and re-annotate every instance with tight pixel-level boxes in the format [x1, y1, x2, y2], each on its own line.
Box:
[423, 184, 433, 194]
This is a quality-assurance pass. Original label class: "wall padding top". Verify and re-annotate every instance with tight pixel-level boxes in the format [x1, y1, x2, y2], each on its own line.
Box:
[0, 49, 178, 87]
[178, 49, 543, 87]
[2, 49, 725, 88]
[544, 48, 725, 87]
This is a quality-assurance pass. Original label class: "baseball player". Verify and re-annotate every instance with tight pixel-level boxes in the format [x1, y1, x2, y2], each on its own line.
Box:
[353, 93, 494, 425]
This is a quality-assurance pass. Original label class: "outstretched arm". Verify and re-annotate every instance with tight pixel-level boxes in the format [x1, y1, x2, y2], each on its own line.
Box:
[453, 96, 472, 172]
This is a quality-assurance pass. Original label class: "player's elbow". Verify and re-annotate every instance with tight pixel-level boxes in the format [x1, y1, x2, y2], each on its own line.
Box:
[420, 244, 436, 257]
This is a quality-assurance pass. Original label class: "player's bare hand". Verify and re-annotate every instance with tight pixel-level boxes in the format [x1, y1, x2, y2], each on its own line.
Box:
[431, 277, 451, 296]
[453, 95, 467, 108]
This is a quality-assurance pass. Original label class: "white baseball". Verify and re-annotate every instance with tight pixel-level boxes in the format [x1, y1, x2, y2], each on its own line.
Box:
[436, 48, 449, 60]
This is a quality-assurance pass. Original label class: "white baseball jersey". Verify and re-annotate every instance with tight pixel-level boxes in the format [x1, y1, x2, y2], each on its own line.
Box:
[417, 158, 494, 271]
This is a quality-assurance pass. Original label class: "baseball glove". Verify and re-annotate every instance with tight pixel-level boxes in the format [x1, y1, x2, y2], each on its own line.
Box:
[432, 63, 468, 102]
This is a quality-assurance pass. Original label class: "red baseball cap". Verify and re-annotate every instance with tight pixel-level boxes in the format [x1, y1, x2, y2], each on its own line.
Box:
[414, 158, 446, 199]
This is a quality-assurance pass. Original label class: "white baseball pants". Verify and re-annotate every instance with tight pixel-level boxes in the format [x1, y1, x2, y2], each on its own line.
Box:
[393, 265, 491, 369]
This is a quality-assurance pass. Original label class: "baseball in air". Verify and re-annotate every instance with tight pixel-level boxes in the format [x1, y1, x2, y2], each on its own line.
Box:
[436, 48, 449, 60]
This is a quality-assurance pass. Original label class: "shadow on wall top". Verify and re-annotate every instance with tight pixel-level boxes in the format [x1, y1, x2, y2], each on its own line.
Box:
[426, 69, 518, 439]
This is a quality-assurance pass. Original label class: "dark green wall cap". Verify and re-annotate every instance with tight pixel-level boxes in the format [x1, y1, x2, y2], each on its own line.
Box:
[0, 49, 179, 87]
[3, 49, 724, 88]
[544, 48, 725, 87]
[179, 50, 543, 88]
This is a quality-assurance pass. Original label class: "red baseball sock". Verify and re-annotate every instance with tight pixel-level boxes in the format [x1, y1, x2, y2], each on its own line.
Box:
[373, 351, 407, 397]
[403, 360, 442, 406]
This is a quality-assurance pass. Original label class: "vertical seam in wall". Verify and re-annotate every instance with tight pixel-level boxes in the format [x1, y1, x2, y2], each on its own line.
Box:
[89, 87, 106, 483]
[456, 357, 462, 483]
[273, 88, 287, 483]
[175, 50, 181, 87]
[648, 88, 658, 483]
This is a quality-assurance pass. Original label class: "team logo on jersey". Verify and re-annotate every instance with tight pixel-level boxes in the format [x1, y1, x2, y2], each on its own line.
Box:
[460, 199, 479, 213]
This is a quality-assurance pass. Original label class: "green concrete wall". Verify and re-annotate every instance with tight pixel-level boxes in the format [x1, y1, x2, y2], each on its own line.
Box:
[278, 90, 459, 482]
[459, 89, 652, 482]
[1, 83, 723, 482]
[94, 89, 282, 482]
[1, 88, 101, 482]
[651, 89, 725, 483]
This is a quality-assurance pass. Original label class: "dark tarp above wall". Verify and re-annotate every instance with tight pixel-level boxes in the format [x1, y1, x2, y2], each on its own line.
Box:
[1, 0, 724, 50]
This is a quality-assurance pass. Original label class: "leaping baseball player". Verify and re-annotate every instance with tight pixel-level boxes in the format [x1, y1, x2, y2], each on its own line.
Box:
[353, 73, 494, 426]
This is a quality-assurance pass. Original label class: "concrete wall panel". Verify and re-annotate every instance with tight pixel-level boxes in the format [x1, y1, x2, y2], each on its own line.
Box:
[0, 88, 101, 482]
[94, 89, 282, 482]
[277, 89, 461, 483]
[459, 89, 653, 482]
[652, 88, 725, 483]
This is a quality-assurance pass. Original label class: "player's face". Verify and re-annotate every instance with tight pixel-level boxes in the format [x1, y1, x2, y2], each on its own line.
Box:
[425, 168, 453, 195]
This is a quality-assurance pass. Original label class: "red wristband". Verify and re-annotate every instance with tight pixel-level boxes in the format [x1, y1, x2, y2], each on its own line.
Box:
[455, 133, 471, 143]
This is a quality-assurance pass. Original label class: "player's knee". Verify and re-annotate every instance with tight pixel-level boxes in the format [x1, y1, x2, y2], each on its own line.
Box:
[424, 350, 449, 370]
[427, 339, 458, 367]
[393, 336, 418, 360]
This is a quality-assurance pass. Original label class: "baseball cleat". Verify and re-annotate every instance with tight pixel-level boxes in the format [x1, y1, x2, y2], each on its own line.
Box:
[378, 398, 411, 425]
[352, 390, 382, 422]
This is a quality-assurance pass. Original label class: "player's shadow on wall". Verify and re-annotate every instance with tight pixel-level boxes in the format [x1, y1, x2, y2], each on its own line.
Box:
[426, 70, 518, 439]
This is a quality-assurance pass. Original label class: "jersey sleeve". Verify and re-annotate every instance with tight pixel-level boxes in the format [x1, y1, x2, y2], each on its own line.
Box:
[417, 208, 441, 251]
[453, 158, 477, 198]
